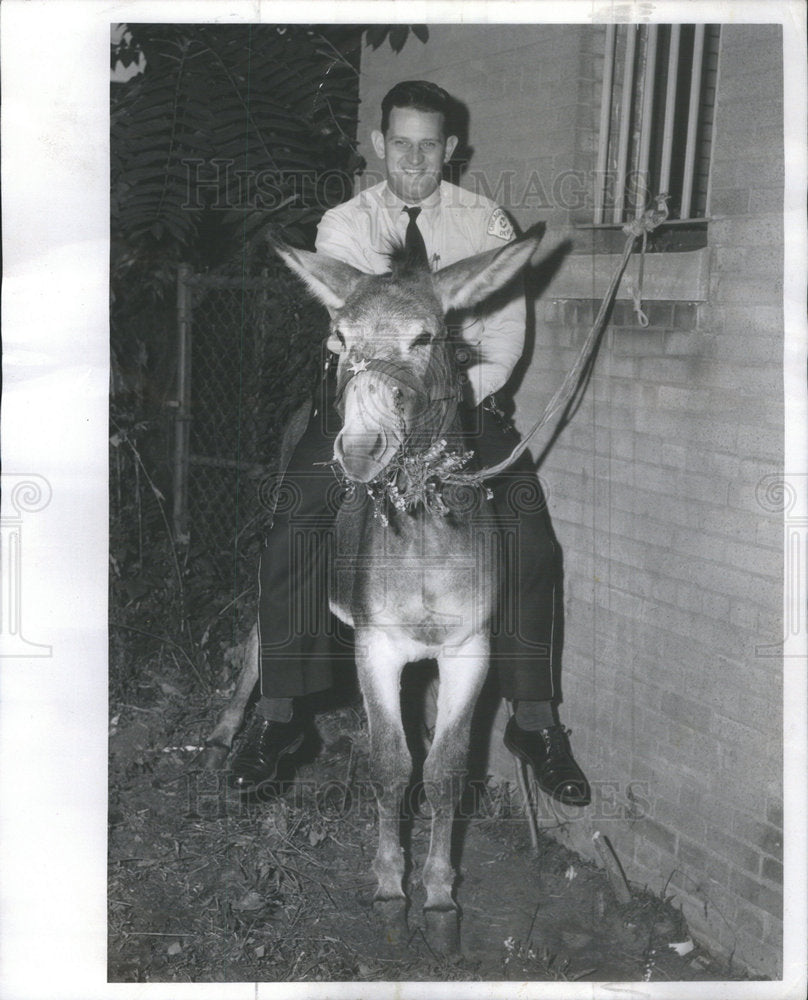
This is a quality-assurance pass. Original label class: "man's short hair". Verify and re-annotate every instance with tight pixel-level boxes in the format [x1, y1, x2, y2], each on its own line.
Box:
[380, 80, 455, 134]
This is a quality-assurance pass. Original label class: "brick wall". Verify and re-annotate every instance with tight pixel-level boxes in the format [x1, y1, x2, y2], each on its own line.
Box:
[355, 24, 580, 229]
[357, 23, 784, 977]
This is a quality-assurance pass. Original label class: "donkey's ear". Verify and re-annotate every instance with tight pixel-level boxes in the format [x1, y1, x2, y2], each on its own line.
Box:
[431, 222, 547, 313]
[268, 235, 364, 314]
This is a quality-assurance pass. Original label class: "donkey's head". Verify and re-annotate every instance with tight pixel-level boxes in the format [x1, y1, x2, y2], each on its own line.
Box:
[270, 224, 546, 482]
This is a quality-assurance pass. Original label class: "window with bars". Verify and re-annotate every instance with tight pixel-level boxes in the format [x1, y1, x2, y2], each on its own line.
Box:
[591, 24, 721, 228]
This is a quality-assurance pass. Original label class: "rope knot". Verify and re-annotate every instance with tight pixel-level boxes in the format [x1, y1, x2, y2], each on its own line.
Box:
[619, 193, 670, 326]
[621, 193, 671, 238]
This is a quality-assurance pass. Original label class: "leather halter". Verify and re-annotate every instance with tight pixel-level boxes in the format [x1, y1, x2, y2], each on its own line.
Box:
[334, 350, 462, 443]
[334, 357, 425, 409]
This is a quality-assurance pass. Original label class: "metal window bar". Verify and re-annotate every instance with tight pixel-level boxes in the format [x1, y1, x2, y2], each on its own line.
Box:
[612, 25, 638, 223]
[634, 24, 659, 219]
[597, 24, 716, 224]
[593, 24, 617, 224]
[697, 32, 720, 216]
[680, 24, 706, 219]
[658, 24, 681, 198]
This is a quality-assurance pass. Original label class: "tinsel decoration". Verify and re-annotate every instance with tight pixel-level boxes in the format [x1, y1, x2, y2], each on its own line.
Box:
[334, 438, 493, 525]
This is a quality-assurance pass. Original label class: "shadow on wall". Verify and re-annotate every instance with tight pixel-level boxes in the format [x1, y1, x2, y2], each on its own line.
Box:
[442, 92, 472, 186]
[485, 237, 574, 415]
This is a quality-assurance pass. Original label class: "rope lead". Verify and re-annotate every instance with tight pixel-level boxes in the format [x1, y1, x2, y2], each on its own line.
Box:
[447, 194, 671, 486]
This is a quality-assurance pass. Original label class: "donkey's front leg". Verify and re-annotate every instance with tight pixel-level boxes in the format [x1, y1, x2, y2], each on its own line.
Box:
[422, 633, 490, 953]
[355, 628, 411, 947]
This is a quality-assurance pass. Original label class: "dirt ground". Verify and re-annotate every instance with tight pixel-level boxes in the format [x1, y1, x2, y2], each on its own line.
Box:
[108, 658, 758, 985]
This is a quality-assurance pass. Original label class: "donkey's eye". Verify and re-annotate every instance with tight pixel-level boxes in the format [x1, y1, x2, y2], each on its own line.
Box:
[333, 328, 346, 348]
[411, 331, 432, 349]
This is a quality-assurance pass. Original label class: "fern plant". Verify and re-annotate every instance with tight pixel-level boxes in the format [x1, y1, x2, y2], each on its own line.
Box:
[108, 22, 430, 664]
[111, 23, 428, 311]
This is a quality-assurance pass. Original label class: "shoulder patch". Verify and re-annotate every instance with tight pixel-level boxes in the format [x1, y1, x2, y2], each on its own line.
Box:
[487, 207, 515, 241]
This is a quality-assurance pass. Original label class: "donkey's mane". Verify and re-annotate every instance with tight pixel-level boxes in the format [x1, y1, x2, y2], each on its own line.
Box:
[385, 238, 430, 278]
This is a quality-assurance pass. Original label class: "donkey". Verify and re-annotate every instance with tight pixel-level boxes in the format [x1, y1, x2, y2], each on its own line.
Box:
[261, 226, 547, 954]
[201, 226, 547, 950]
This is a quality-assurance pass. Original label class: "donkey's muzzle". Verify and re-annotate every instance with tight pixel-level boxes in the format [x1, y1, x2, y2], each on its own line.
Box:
[334, 427, 397, 483]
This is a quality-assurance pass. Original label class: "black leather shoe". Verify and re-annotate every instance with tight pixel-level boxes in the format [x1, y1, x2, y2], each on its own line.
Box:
[503, 717, 591, 807]
[228, 713, 304, 794]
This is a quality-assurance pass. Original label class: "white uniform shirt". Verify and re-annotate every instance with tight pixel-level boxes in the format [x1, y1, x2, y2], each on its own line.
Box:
[315, 180, 526, 405]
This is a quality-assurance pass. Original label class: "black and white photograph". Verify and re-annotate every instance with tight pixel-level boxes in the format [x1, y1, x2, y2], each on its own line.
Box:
[1, 1, 806, 997]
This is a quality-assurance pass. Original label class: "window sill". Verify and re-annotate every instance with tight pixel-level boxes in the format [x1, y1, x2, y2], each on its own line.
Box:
[546, 245, 710, 303]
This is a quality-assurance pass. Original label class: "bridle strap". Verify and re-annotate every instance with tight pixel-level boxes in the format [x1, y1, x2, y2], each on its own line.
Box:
[334, 357, 425, 408]
[334, 356, 460, 412]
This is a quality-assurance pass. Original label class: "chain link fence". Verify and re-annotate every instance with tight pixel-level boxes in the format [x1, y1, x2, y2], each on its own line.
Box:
[173, 264, 325, 580]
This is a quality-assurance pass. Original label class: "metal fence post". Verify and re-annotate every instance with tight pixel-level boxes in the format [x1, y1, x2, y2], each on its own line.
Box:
[173, 264, 193, 544]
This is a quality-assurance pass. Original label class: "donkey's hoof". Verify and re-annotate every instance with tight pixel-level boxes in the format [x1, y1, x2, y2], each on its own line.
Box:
[424, 907, 460, 955]
[373, 898, 409, 950]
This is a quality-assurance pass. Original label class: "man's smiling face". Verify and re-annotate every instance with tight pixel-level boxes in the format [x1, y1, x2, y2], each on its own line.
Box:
[372, 106, 458, 205]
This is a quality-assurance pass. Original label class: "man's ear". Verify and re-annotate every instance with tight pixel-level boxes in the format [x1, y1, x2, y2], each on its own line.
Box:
[443, 135, 459, 163]
[371, 129, 386, 160]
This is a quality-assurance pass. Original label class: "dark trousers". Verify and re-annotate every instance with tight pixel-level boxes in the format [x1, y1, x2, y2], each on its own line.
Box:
[258, 374, 563, 703]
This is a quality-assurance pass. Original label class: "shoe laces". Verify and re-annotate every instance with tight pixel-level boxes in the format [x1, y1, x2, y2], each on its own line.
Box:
[237, 715, 270, 754]
[541, 725, 571, 754]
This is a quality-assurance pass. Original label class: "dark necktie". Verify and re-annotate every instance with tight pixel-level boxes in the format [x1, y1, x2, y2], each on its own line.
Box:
[403, 206, 428, 265]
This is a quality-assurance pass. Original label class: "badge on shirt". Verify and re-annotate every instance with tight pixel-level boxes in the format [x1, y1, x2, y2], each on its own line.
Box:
[487, 207, 515, 241]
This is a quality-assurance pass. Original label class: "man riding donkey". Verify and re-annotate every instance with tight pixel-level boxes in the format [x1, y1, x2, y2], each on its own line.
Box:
[229, 80, 590, 808]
